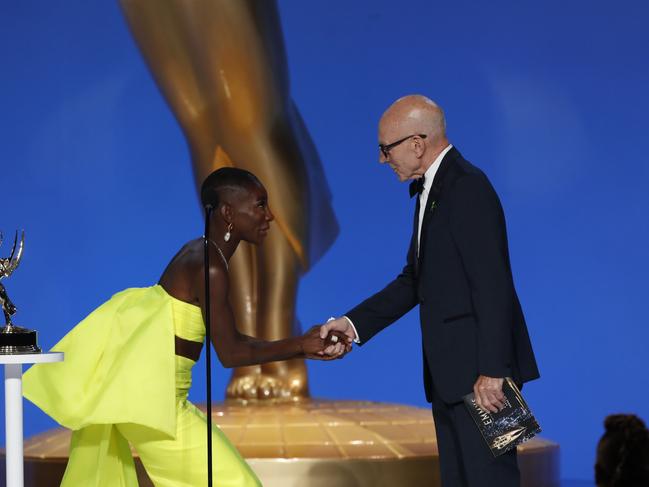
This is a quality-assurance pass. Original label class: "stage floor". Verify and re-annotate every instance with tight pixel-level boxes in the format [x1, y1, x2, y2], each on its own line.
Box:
[6, 400, 560, 486]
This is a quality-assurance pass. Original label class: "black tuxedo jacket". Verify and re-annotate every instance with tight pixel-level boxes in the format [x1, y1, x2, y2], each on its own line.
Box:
[346, 147, 539, 404]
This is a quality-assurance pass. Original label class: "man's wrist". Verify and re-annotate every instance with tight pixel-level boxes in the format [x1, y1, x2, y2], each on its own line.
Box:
[478, 365, 511, 379]
[342, 315, 361, 343]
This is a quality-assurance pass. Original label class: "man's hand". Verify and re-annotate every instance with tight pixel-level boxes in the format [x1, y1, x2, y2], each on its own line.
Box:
[319, 317, 356, 356]
[473, 375, 505, 413]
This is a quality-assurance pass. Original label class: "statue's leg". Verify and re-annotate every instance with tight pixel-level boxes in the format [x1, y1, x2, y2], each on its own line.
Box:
[256, 226, 308, 400]
[225, 242, 262, 400]
[119, 0, 320, 401]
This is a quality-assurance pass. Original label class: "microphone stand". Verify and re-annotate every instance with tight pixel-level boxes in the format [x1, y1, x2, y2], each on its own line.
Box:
[203, 205, 214, 487]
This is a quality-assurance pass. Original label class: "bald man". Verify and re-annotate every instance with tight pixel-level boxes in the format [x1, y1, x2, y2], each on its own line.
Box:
[321, 95, 539, 487]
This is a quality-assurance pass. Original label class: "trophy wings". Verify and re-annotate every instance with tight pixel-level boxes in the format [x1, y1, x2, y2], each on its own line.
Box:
[0, 230, 25, 280]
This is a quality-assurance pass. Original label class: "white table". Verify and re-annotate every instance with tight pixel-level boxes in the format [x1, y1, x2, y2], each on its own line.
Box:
[1, 352, 63, 487]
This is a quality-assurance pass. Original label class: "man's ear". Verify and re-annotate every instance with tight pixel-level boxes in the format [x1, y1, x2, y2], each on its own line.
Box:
[413, 136, 426, 158]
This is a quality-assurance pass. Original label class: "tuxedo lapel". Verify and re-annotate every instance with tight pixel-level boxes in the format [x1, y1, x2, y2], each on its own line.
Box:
[412, 196, 421, 277]
[417, 147, 458, 267]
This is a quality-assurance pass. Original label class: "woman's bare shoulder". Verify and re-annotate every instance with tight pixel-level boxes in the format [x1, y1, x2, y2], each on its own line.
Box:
[158, 238, 203, 304]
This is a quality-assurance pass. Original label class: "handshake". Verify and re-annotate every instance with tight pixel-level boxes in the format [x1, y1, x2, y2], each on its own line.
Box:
[299, 317, 356, 361]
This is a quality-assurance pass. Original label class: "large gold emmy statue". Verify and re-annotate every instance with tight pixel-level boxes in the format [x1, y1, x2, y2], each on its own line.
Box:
[119, 0, 338, 400]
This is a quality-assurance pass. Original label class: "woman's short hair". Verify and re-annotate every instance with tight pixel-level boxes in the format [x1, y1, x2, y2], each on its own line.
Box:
[200, 168, 261, 209]
[595, 414, 649, 487]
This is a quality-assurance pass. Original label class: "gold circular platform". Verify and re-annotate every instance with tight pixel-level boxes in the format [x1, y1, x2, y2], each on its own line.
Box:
[6, 400, 559, 486]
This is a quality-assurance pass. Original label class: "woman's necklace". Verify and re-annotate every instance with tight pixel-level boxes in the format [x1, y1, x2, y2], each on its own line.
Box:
[207, 238, 229, 271]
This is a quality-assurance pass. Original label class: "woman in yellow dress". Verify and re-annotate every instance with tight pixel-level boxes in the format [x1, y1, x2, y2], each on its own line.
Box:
[23, 168, 348, 487]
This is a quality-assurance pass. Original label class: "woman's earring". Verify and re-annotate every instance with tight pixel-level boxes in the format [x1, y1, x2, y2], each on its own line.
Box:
[224, 223, 233, 242]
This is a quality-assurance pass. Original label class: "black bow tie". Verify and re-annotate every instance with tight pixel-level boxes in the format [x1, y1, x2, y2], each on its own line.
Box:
[409, 177, 425, 198]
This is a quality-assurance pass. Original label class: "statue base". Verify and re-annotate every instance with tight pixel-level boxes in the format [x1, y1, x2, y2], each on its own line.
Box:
[0, 325, 41, 355]
[6, 399, 559, 486]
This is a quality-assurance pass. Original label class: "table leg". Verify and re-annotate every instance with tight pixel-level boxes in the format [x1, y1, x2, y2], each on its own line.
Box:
[4, 363, 24, 487]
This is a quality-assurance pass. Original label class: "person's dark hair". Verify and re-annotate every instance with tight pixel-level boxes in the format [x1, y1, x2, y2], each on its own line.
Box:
[200, 167, 261, 209]
[595, 414, 649, 487]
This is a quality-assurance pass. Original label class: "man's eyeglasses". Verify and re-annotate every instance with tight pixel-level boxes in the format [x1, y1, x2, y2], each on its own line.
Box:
[379, 134, 427, 158]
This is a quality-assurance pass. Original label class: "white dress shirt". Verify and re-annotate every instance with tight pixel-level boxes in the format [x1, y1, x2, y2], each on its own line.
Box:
[417, 144, 452, 254]
[343, 144, 453, 343]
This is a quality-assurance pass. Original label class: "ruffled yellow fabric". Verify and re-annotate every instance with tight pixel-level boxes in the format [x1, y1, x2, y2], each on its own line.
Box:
[23, 285, 262, 486]
[56, 355, 260, 487]
[24, 286, 181, 438]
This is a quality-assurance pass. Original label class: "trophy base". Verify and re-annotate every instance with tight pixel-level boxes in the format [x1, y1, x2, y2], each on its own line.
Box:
[0, 325, 41, 355]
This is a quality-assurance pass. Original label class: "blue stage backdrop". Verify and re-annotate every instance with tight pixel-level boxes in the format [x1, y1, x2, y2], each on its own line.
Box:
[2, 0, 648, 481]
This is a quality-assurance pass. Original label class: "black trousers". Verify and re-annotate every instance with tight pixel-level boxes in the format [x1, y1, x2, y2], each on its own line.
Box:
[431, 387, 520, 487]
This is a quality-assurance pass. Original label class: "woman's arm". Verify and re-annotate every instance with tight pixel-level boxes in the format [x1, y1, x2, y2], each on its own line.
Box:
[197, 263, 343, 367]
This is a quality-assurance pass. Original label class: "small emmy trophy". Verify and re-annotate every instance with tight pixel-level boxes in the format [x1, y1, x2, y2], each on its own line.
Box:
[0, 230, 40, 354]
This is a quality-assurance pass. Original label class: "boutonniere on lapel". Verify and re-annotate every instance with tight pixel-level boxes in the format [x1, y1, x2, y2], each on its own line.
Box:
[429, 200, 438, 214]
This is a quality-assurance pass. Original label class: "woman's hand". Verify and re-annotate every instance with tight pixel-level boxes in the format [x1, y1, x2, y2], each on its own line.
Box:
[300, 326, 352, 360]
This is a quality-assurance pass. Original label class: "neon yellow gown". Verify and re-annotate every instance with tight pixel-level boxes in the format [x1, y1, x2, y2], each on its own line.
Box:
[23, 285, 261, 487]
